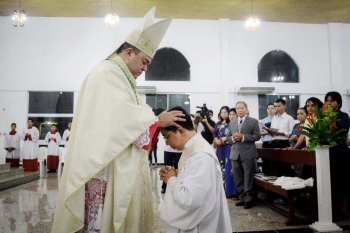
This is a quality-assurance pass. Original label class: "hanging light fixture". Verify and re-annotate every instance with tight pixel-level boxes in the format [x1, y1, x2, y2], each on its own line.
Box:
[245, 0, 260, 32]
[104, 0, 119, 29]
[12, 0, 27, 28]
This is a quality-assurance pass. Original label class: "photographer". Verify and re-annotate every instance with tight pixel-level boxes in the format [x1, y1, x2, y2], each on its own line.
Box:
[192, 111, 204, 135]
[196, 104, 215, 144]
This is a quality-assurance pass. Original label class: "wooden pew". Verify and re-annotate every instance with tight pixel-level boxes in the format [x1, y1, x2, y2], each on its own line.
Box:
[254, 148, 317, 226]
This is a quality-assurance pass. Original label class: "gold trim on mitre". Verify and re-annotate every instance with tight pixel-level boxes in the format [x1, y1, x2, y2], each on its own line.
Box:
[125, 7, 172, 58]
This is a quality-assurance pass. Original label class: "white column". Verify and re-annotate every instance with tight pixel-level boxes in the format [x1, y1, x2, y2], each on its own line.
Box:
[327, 23, 343, 93]
[220, 18, 230, 106]
[309, 145, 342, 232]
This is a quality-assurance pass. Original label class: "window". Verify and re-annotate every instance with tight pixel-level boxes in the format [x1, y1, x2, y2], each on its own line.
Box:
[29, 92, 74, 113]
[28, 91, 74, 143]
[258, 94, 300, 119]
[146, 94, 191, 115]
[145, 48, 190, 81]
[29, 117, 73, 140]
[258, 50, 299, 83]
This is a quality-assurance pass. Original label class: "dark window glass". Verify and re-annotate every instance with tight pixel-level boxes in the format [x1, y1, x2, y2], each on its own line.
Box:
[258, 94, 299, 119]
[146, 48, 190, 81]
[29, 92, 74, 114]
[29, 117, 73, 140]
[258, 50, 299, 83]
[146, 94, 167, 115]
[169, 94, 190, 113]
[146, 94, 191, 115]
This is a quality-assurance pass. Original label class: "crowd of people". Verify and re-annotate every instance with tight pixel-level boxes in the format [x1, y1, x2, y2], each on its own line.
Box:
[4, 120, 71, 173]
[4, 5, 350, 232]
[191, 92, 350, 218]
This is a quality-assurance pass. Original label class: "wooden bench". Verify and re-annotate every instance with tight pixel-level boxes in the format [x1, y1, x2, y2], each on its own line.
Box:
[254, 148, 317, 226]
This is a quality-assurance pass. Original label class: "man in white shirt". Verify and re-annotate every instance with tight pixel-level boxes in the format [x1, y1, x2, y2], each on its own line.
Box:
[21, 119, 39, 172]
[269, 98, 295, 177]
[270, 98, 295, 148]
[159, 107, 232, 233]
[45, 124, 62, 173]
[4, 123, 21, 167]
[62, 121, 72, 148]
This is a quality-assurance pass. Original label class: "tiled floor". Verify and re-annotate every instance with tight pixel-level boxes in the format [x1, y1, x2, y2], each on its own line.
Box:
[0, 167, 349, 233]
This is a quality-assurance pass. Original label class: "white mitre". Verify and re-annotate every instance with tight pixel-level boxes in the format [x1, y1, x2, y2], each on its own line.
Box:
[125, 7, 172, 58]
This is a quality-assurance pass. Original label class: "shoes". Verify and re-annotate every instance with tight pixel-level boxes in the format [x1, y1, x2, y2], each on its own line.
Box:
[235, 200, 245, 206]
[161, 189, 166, 194]
[244, 201, 254, 209]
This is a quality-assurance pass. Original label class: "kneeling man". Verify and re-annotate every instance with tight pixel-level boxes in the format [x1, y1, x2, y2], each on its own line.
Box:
[159, 106, 232, 233]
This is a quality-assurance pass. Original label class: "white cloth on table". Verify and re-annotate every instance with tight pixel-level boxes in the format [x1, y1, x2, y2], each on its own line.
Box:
[274, 176, 314, 190]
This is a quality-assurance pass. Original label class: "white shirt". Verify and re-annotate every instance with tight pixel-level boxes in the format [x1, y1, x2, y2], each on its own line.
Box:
[4, 132, 21, 159]
[62, 129, 71, 148]
[160, 134, 232, 233]
[271, 112, 295, 140]
[45, 132, 62, 156]
[21, 127, 39, 159]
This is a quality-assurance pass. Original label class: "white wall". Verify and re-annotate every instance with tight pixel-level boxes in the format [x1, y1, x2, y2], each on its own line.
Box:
[1, 16, 350, 162]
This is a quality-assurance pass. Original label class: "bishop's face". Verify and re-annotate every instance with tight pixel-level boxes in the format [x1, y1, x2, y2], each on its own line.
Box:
[125, 49, 152, 78]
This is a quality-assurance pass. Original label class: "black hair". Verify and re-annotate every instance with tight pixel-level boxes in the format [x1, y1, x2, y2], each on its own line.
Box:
[267, 103, 275, 108]
[115, 42, 141, 55]
[229, 108, 237, 114]
[219, 106, 230, 124]
[298, 107, 308, 114]
[275, 98, 286, 105]
[209, 110, 213, 115]
[11, 123, 16, 127]
[51, 124, 56, 127]
[27, 118, 33, 123]
[325, 91, 342, 109]
[163, 106, 194, 132]
[305, 97, 323, 109]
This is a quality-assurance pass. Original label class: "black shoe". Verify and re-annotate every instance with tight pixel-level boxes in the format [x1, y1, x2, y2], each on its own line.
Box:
[244, 202, 254, 209]
[161, 189, 166, 194]
[235, 200, 245, 206]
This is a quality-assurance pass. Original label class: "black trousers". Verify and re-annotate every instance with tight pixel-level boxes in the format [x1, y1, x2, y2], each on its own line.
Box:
[148, 143, 158, 164]
[162, 151, 182, 191]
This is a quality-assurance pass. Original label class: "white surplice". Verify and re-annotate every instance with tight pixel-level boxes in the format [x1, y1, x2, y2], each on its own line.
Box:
[62, 129, 71, 148]
[160, 134, 232, 233]
[21, 127, 39, 159]
[45, 132, 62, 156]
[4, 132, 21, 159]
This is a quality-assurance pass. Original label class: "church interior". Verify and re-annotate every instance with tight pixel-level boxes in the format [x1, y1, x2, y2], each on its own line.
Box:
[1, 0, 350, 232]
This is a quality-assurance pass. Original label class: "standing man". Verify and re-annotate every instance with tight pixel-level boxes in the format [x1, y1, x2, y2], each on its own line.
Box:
[45, 124, 62, 173]
[159, 107, 232, 232]
[4, 123, 21, 167]
[260, 103, 275, 148]
[224, 101, 260, 209]
[21, 119, 39, 172]
[269, 98, 295, 177]
[52, 7, 182, 233]
[62, 121, 72, 148]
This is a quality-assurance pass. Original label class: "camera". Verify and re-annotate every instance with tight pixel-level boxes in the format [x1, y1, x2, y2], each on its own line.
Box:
[196, 103, 210, 119]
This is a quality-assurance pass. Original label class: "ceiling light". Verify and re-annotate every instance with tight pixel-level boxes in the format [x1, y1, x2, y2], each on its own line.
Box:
[104, 0, 119, 29]
[245, 0, 260, 32]
[12, 0, 26, 28]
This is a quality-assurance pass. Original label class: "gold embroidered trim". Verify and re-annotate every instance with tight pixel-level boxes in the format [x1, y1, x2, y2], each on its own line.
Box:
[107, 53, 139, 105]
[125, 29, 157, 58]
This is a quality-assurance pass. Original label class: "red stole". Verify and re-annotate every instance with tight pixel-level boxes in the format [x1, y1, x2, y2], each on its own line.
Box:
[9, 131, 17, 135]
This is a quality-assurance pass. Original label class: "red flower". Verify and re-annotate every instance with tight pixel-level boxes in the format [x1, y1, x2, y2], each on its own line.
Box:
[329, 121, 336, 130]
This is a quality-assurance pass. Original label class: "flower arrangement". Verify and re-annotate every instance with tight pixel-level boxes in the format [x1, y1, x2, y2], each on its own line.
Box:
[299, 104, 345, 151]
